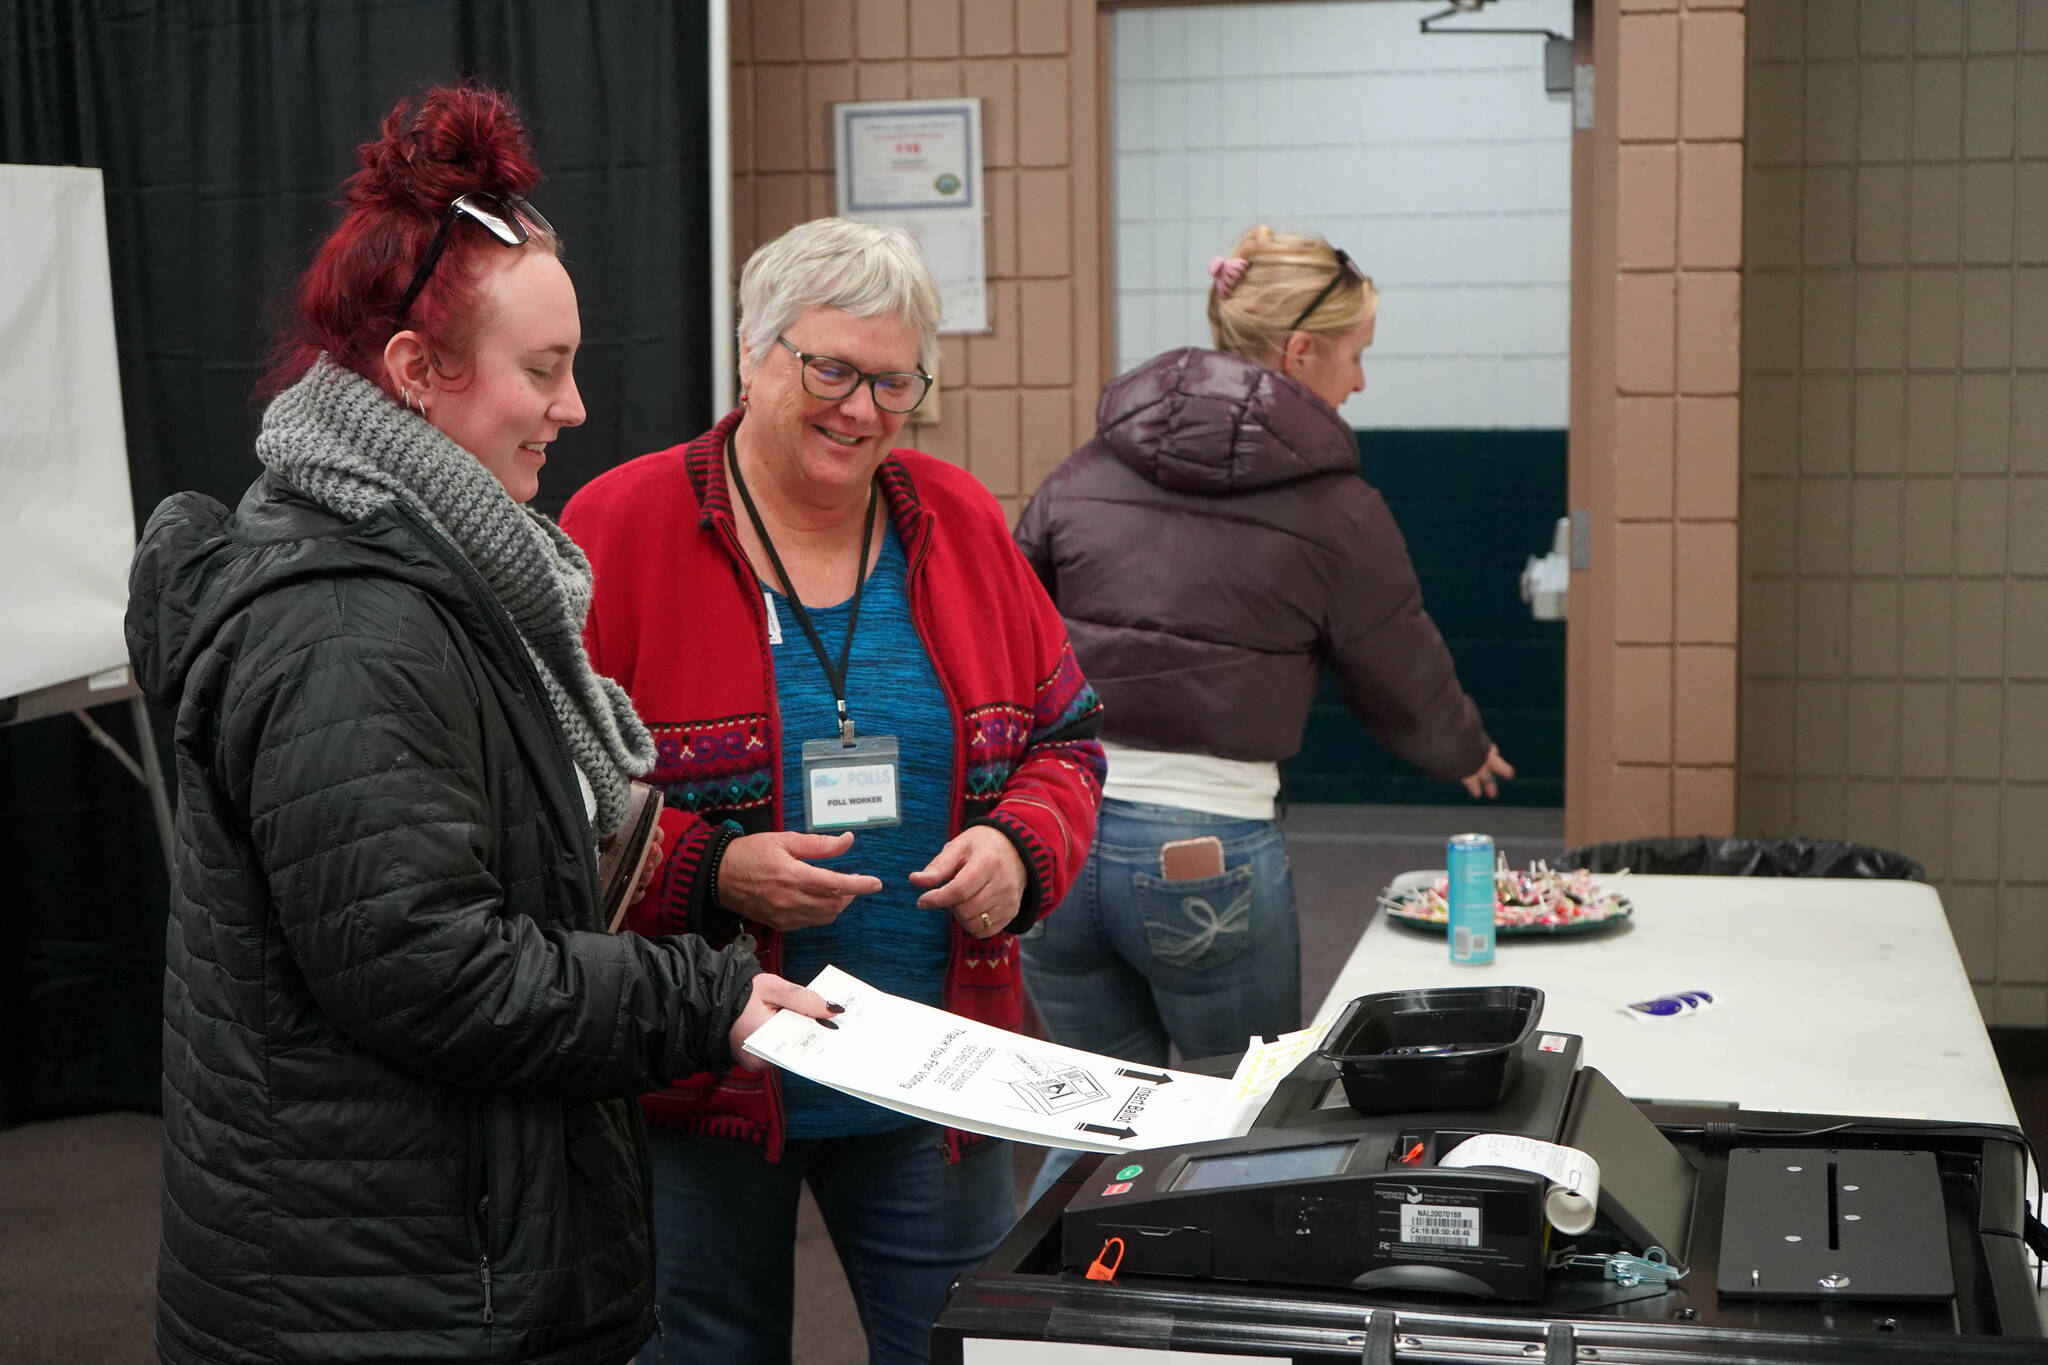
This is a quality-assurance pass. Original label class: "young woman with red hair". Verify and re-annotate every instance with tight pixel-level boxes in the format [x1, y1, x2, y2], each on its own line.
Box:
[127, 83, 831, 1365]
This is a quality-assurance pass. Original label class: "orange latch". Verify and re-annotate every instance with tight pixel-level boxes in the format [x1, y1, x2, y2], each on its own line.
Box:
[1085, 1236, 1126, 1282]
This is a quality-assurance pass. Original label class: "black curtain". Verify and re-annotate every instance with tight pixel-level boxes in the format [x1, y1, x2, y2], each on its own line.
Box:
[0, 0, 713, 1125]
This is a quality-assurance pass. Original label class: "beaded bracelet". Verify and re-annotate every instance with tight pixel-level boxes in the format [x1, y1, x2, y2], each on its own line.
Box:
[702, 819, 747, 911]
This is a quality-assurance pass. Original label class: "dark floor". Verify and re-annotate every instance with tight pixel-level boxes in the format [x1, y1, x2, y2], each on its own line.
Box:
[5, 804, 2044, 1364]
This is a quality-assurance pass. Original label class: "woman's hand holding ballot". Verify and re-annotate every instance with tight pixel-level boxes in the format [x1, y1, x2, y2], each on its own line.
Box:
[729, 974, 842, 1071]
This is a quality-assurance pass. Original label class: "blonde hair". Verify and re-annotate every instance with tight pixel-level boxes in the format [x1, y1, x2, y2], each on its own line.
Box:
[1206, 226, 1378, 363]
[737, 217, 942, 375]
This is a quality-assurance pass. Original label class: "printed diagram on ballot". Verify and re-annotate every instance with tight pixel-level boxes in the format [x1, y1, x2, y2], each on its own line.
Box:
[743, 965, 1334, 1152]
[1009, 1059, 1107, 1115]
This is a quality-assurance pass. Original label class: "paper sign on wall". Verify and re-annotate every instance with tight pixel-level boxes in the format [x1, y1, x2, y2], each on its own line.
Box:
[833, 99, 989, 334]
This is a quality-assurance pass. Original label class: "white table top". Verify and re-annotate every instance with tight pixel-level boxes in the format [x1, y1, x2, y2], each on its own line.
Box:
[1317, 874, 2020, 1129]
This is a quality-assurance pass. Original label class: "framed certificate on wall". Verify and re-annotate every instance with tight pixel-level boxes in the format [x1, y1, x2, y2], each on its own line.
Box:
[833, 98, 989, 334]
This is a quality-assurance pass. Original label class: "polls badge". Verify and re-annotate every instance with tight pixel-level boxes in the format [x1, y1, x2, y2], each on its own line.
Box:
[802, 734, 903, 831]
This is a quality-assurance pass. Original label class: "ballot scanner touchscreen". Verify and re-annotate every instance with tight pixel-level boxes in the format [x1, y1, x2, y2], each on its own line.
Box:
[1169, 1140, 1354, 1192]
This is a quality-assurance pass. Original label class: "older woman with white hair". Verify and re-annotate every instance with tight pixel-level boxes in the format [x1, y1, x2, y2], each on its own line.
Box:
[561, 217, 1104, 1364]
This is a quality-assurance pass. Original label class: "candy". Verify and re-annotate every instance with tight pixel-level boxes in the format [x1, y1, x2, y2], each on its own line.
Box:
[1378, 858, 1628, 929]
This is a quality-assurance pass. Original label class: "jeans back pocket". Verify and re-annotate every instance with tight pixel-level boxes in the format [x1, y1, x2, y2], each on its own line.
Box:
[1132, 864, 1256, 971]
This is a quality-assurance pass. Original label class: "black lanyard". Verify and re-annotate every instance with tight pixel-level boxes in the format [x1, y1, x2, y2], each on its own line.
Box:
[728, 450, 879, 744]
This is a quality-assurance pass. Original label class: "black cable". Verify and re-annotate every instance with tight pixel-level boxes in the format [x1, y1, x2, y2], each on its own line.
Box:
[1654, 1116, 2040, 1183]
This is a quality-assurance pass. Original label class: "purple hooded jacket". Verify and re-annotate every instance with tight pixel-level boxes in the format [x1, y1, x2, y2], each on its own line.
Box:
[1014, 347, 1491, 783]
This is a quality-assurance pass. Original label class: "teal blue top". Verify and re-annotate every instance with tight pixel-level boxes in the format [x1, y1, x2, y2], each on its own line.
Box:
[771, 521, 957, 1137]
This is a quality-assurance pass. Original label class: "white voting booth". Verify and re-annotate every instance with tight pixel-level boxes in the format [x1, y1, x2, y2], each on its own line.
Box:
[0, 163, 172, 869]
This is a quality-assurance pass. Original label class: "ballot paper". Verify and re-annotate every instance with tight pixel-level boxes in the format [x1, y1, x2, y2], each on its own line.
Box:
[1225, 1022, 1334, 1106]
[1440, 1133, 1602, 1235]
[744, 967, 1332, 1153]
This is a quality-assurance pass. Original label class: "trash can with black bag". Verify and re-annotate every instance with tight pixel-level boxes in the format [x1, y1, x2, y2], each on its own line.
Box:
[1559, 835, 1925, 881]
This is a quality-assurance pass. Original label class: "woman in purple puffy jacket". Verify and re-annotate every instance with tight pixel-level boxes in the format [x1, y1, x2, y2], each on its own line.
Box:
[1013, 225, 1512, 1194]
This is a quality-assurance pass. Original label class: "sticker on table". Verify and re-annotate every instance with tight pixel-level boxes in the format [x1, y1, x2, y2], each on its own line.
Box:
[1622, 990, 1716, 1022]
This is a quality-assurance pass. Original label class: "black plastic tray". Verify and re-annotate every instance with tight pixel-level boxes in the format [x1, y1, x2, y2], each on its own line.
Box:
[1318, 985, 1545, 1114]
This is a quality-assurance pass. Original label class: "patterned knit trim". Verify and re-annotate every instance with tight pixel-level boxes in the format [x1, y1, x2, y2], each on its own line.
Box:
[661, 771, 775, 813]
[656, 818, 720, 940]
[985, 807, 1055, 916]
[686, 411, 742, 529]
[647, 715, 775, 813]
[873, 458, 930, 551]
[1032, 646, 1106, 748]
[956, 931, 1017, 971]
[644, 1109, 774, 1147]
[964, 702, 1032, 799]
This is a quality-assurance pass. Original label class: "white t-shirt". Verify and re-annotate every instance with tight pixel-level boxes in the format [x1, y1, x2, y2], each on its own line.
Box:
[1099, 740, 1280, 822]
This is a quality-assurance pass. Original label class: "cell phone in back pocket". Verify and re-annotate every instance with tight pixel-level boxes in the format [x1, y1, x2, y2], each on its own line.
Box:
[1159, 835, 1225, 882]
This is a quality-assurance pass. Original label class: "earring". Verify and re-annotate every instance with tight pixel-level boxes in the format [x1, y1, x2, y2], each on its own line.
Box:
[401, 385, 425, 416]
[738, 386, 750, 407]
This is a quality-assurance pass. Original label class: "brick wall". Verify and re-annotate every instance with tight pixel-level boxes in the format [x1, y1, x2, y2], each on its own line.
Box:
[1568, 0, 1746, 844]
[729, 0, 1103, 522]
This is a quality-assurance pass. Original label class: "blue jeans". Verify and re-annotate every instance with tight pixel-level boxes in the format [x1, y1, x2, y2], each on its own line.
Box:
[1018, 799, 1299, 1201]
[638, 1121, 1014, 1365]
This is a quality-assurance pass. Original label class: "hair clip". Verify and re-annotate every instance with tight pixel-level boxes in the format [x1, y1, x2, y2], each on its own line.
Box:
[1207, 255, 1249, 300]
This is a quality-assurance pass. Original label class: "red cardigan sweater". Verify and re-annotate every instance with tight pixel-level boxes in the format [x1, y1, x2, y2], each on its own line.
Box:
[560, 412, 1105, 1159]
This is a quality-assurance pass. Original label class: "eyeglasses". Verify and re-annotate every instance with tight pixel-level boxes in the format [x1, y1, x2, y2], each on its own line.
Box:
[775, 335, 932, 413]
[1285, 248, 1367, 333]
[392, 192, 554, 329]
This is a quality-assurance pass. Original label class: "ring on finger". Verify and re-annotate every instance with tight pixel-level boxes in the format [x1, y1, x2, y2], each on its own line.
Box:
[978, 910, 992, 930]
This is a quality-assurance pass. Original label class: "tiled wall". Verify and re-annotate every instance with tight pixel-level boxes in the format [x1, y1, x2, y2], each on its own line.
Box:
[1108, 0, 1574, 429]
[729, 0, 1103, 523]
[1738, 0, 2048, 1027]
[1285, 430, 1569, 807]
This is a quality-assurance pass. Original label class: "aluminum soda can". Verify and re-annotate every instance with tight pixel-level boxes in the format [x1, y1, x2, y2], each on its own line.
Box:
[1446, 833, 1496, 965]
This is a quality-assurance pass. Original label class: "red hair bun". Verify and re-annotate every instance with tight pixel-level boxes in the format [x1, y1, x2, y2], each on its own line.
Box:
[262, 82, 550, 399]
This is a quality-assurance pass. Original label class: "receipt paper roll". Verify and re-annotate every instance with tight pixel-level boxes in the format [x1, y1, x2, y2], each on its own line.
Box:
[1439, 1134, 1601, 1236]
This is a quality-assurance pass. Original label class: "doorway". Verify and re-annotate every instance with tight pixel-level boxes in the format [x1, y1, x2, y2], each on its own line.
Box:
[1107, 0, 1574, 807]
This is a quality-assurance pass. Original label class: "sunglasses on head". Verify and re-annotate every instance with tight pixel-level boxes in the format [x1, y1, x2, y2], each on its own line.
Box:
[1285, 248, 1366, 333]
[391, 192, 554, 330]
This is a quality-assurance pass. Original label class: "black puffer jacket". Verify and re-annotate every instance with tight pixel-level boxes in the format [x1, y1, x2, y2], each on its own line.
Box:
[1015, 347, 1490, 782]
[127, 473, 759, 1365]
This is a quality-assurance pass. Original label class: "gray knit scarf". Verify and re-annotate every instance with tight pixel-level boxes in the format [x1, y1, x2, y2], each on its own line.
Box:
[255, 357, 654, 835]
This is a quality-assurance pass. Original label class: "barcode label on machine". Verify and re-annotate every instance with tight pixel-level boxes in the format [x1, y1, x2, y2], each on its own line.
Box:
[1399, 1204, 1482, 1247]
